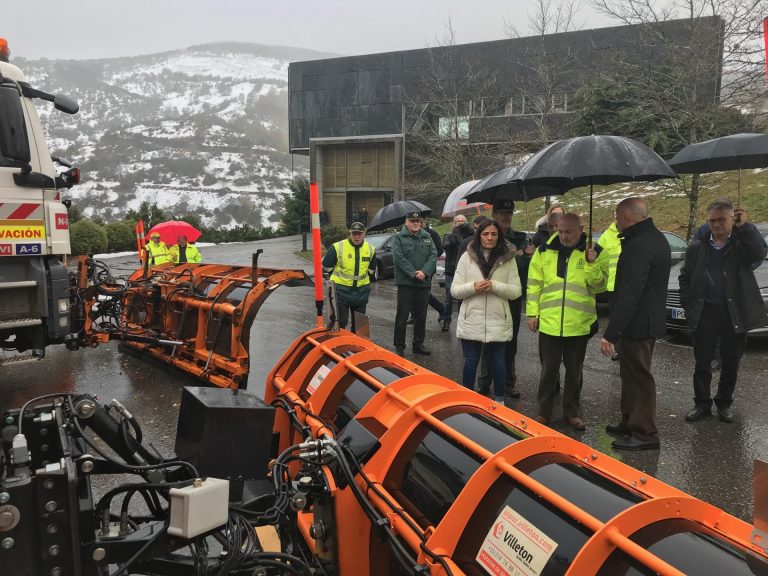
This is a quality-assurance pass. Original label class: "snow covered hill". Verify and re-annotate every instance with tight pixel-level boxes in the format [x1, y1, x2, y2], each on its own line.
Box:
[18, 43, 332, 228]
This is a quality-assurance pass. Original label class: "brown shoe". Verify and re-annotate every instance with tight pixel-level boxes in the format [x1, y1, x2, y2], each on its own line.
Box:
[535, 415, 549, 425]
[567, 417, 585, 431]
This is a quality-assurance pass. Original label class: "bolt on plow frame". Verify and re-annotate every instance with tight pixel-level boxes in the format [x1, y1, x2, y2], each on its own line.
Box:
[70, 254, 312, 388]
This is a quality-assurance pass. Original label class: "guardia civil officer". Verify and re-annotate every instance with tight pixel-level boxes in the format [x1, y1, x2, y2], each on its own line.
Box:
[392, 210, 437, 356]
[322, 222, 375, 333]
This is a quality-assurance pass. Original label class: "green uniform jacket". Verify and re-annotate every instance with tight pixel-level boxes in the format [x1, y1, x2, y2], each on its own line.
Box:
[170, 244, 202, 264]
[526, 234, 608, 337]
[392, 226, 437, 287]
[596, 221, 621, 292]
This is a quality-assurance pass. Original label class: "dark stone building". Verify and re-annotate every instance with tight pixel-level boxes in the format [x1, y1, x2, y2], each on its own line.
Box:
[289, 17, 723, 226]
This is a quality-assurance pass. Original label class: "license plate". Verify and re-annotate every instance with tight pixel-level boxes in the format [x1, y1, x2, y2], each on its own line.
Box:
[671, 307, 686, 320]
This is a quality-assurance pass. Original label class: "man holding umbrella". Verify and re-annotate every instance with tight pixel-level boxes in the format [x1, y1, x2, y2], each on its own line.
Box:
[170, 235, 202, 264]
[680, 199, 767, 424]
[600, 197, 670, 451]
[393, 210, 437, 356]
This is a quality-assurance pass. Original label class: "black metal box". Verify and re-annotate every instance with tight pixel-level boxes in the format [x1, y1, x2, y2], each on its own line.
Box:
[174, 387, 275, 481]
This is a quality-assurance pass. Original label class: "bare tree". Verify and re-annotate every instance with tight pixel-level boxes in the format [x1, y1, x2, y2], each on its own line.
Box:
[403, 20, 514, 203]
[584, 0, 766, 238]
[505, 0, 585, 210]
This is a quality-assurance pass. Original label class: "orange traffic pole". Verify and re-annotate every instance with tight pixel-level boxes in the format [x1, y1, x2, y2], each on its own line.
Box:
[764, 17, 768, 81]
[309, 181, 324, 327]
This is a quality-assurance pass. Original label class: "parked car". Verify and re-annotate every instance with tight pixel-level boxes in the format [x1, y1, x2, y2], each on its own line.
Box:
[587, 229, 688, 304]
[592, 230, 689, 266]
[666, 224, 768, 338]
[366, 233, 395, 281]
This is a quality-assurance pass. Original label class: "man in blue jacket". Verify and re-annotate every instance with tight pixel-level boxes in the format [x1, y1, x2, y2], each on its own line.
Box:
[392, 210, 437, 356]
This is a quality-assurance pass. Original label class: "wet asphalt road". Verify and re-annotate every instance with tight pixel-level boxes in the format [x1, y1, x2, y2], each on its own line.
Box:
[2, 235, 767, 523]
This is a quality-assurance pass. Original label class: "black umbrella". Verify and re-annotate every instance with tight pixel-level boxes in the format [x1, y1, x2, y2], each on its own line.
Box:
[668, 133, 768, 205]
[367, 200, 432, 232]
[509, 135, 676, 240]
[464, 164, 561, 204]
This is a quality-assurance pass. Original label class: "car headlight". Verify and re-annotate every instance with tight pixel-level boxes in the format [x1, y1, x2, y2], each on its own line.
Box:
[760, 287, 768, 299]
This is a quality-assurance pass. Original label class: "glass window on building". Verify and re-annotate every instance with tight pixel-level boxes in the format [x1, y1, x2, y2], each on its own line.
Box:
[439, 115, 470, 139]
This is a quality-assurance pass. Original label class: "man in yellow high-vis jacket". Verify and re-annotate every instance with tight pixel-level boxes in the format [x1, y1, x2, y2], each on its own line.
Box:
[145, 232, 172, 266]
[526, 213, 608, 430]
[597, 215, 622, 295]
[170, 235, 202, 264]
[322, 222, 375, 333]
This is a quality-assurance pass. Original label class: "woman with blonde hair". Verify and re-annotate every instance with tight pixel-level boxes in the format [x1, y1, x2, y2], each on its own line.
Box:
[451, 220, 522, 402]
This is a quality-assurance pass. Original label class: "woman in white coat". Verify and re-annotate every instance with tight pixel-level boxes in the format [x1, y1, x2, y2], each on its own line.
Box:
[451, 220, 522, 401]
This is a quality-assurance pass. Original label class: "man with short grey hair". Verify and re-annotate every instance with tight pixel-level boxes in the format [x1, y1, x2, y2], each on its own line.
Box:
[600, 197, 670, 450]
[680, 199, 767, 423]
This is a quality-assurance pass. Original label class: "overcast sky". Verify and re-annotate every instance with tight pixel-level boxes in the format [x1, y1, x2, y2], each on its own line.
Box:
[4, 0, 616, 60]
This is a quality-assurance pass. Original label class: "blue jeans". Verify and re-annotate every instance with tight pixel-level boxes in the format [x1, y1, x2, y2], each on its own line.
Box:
[442, 274, 454, 321]
[461, 340, 506, 398]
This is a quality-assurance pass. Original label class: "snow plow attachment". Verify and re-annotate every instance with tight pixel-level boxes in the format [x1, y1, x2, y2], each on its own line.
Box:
[74, 256, 312, 389]
[266, 327, 768, 576]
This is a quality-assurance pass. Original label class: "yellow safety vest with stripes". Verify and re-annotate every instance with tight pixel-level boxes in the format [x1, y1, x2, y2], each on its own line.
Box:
[329, 240, 373, 287]
[597, 222, 621, 292]
[145, 241, 172, 265]
[526, 237, 608, 337]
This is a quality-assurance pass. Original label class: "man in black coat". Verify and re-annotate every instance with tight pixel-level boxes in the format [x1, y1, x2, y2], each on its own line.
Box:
[600, 197, 671, 450]
[680, 199, 767, 424]
[441, 215, 473, 331]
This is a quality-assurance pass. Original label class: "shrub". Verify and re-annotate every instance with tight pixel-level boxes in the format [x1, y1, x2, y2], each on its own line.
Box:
[70, 219, 108, 255]
[105, 221, 136, 252]
[321, 225, 348, 249]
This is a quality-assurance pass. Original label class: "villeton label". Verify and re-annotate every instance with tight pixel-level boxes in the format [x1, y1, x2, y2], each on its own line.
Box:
[476, 505, 558, 576]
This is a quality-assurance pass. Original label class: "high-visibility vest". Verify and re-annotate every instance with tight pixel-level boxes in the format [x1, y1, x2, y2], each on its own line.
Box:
[170, 244, 202, 264]
[329, 240, 373, 287]
[597, 222, 621, 292]
[526, 237, 608, 337]
[145, 241, 172, 265]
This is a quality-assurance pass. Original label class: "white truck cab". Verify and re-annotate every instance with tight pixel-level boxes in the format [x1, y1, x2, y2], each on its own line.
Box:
[0, 38, 80, 360]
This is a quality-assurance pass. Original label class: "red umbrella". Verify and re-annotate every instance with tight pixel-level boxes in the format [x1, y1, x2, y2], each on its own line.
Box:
[147, 221, 202, 245]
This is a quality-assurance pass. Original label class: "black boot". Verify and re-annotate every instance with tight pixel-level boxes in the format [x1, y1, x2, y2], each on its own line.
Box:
[413, 344, 431, 355]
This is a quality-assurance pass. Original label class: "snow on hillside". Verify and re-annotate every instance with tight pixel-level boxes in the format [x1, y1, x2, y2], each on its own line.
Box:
[110, 52, 288, 82]
[21, 43, 311, 229]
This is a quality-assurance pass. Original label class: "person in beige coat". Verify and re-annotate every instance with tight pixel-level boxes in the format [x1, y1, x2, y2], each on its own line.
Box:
[451, 220, 522, 402]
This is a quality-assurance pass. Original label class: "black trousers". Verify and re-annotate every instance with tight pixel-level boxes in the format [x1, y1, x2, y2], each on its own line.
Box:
[394, 286, 430, 348]
[537, 333, 588, 420]
[337, 302, 367, 333]
[693, 303, 746, 409]
[477, 298, 522, 394]
[616, 337, 658, 440]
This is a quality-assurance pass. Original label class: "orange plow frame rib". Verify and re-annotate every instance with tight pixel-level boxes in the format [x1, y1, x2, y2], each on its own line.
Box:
[266, 328, 768, 576]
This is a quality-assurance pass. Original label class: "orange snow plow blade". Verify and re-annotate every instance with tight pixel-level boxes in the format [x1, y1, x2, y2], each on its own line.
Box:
[76, 256, 312, 389]
[265, 328, 768, 576]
